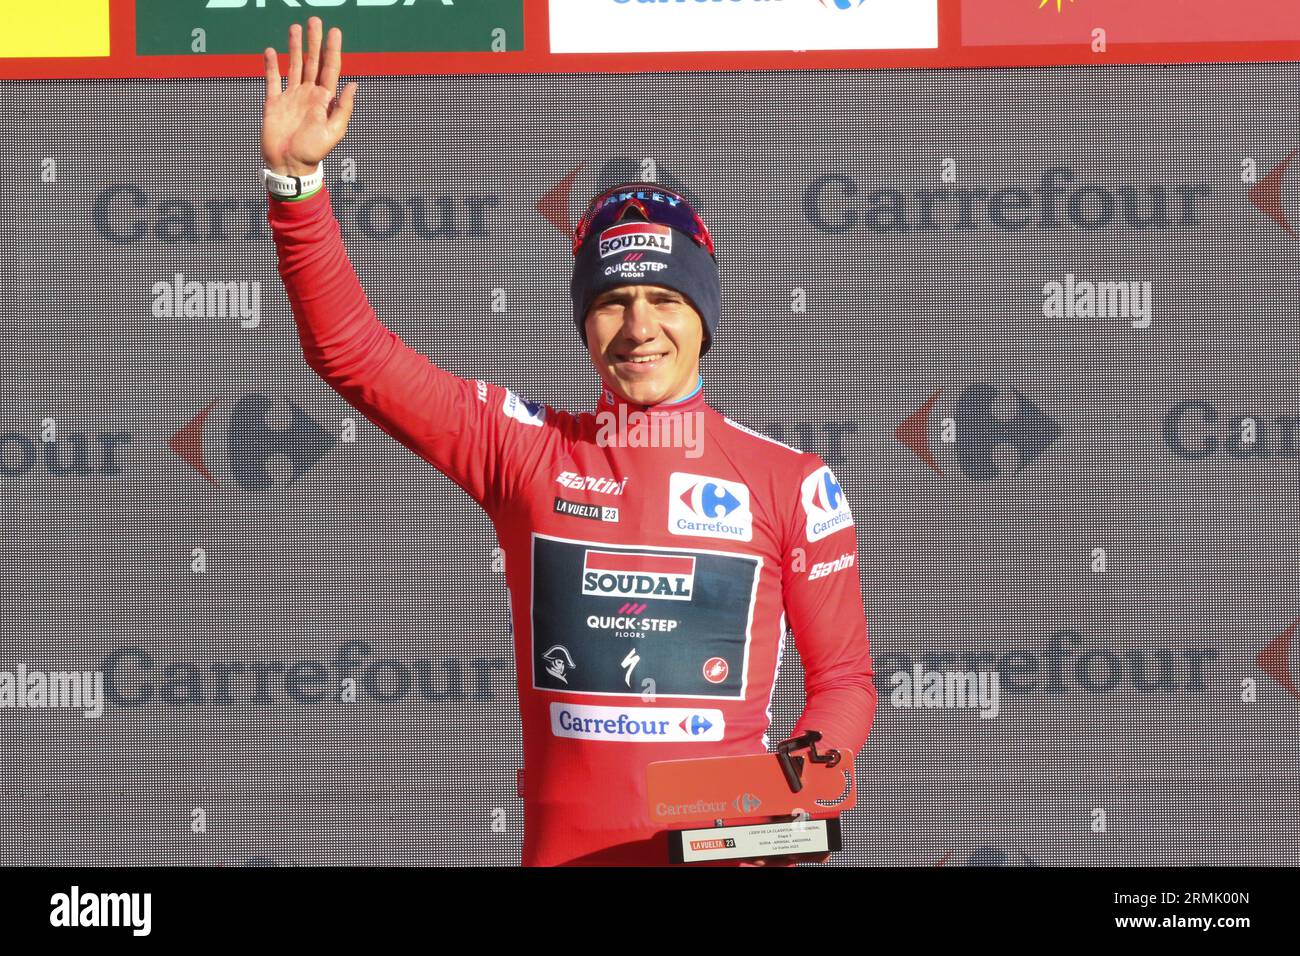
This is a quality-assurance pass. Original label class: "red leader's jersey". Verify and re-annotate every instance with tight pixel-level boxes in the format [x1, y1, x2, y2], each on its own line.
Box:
[269, 187, 877, 866]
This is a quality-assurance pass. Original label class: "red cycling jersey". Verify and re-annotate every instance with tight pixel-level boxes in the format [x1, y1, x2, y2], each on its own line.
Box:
[268, 187, 877, 866]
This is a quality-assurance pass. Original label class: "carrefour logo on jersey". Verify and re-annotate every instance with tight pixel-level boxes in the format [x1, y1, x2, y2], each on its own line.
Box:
[599, 222, 673, 258]
[801, 466, 854, 542]
[501, 389, 545, 427]
[550, 702, 725, 742]
[669, 473, 753, 542]
[581, 550, 696, 602]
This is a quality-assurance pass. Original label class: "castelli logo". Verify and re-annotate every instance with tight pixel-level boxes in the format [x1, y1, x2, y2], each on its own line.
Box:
[703, 657, 729, 683]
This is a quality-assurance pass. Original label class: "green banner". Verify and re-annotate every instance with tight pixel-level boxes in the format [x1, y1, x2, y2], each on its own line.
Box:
[136, 0, 524, 55]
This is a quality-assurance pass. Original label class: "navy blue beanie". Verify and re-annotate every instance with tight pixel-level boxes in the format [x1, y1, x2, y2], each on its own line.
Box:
[570, 202, 721, 356]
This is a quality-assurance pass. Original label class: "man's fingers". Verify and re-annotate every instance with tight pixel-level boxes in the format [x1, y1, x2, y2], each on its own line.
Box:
[327, 81, 358, 139]
[302, 16, 322, 87]
[287, 22, 302, 87]
[263, 47, 281, 98]
[318, 26, 342, 93]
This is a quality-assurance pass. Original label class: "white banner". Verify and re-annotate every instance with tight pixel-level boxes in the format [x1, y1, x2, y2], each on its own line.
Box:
[549, 0, 938, 54]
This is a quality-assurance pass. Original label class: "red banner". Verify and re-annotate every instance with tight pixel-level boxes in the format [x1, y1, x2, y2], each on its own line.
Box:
[963, 0, 1300, 45]
[1, 0, 1298, 80]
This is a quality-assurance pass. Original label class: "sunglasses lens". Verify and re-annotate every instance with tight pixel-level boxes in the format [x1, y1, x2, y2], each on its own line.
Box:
[573, 185, 714, 258]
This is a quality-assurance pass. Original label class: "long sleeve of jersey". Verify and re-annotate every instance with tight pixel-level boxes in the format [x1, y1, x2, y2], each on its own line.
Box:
[266, 186, 557, 510]
[783, 455, 878, 757]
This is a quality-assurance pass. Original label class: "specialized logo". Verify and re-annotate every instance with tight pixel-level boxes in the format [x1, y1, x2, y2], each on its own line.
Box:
[541, 645, 576, 685]
[808, 552, 856, 580]
[599, 222, 672, 258]
[555, 471, 628, 496]
[669, 472, 753, 542]
[581, 550, 695, 602]
[801, 466, 854, 542]
[702, 657, 730, 684]
[895, 384, 1061, 479]
[501, 389, 545, 427]
[621, 648, 641, 687]
[554, 497, 619, 523]
[550, 702, 725, 742]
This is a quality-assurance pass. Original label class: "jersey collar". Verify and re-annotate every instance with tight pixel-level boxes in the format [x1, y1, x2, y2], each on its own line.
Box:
[596, 375, 706, 416]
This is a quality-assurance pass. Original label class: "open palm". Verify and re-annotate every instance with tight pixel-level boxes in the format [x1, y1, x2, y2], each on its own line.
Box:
[262, 17, 357, 177]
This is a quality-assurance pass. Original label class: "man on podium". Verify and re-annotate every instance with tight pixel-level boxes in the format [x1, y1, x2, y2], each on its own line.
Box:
[261, 17, 876, 866]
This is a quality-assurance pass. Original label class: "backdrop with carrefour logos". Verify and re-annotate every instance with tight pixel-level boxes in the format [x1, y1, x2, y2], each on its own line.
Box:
[1, 61, 1298, 866]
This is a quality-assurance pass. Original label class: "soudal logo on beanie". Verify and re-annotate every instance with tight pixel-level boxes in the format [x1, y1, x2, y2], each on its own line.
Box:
[599, 222, 673, 258]
[570, 183, 722, 354]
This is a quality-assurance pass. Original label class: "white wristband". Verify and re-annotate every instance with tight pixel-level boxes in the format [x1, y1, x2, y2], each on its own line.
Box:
[263, 161, 324, 199]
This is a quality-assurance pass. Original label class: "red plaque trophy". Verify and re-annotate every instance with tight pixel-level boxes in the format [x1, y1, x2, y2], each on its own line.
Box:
[646, 731, 856, 864]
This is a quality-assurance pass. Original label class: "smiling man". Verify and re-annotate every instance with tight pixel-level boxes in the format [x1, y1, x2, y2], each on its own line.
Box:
[262, 17, 877, 867]
[587, 285, 703, 402]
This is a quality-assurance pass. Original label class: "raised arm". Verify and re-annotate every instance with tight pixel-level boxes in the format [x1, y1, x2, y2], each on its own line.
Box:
[261, 17, 562, 509]
[782, 459, 878, 756]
